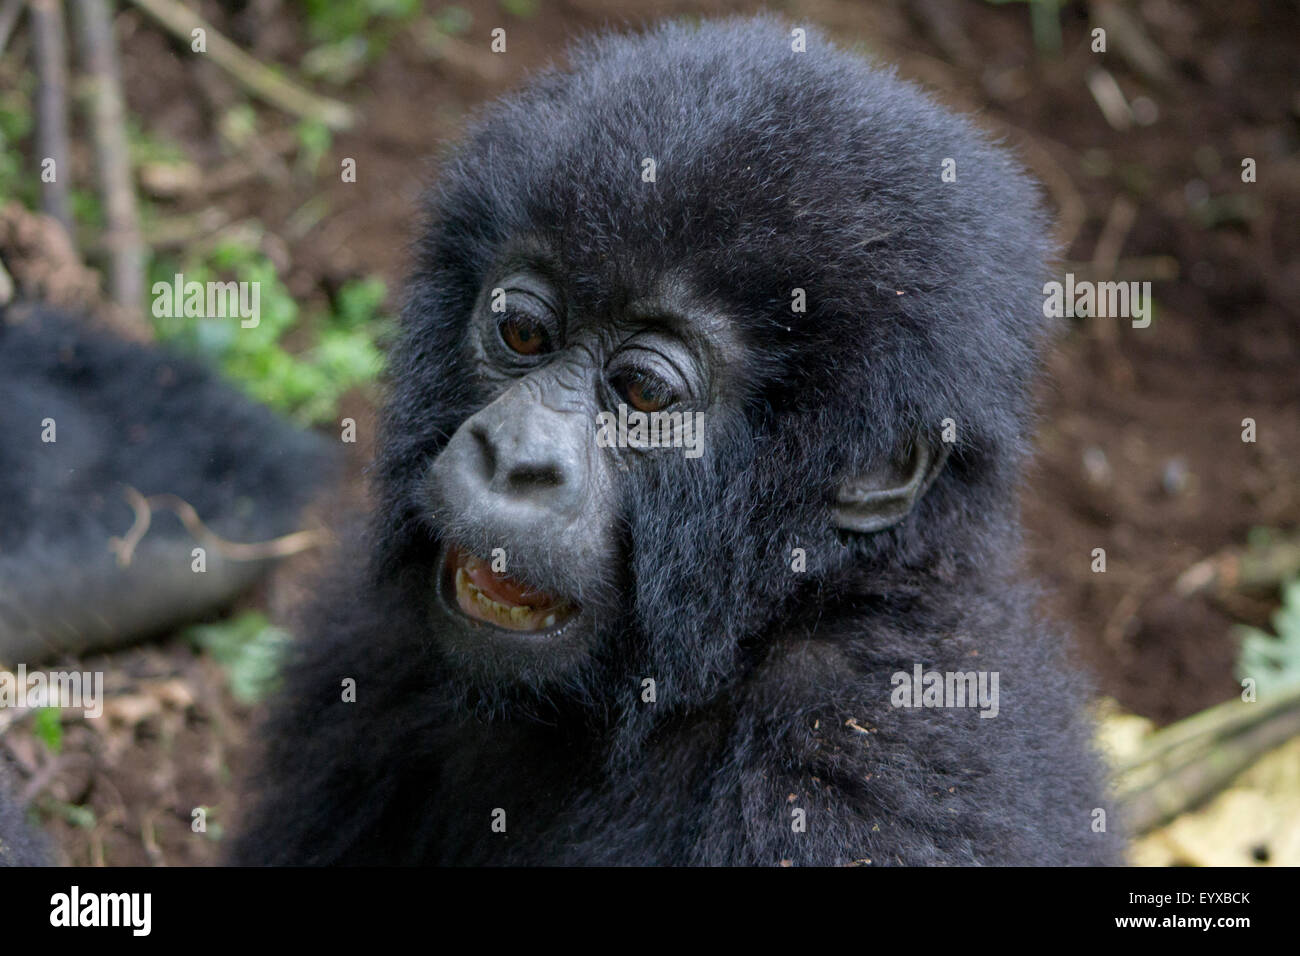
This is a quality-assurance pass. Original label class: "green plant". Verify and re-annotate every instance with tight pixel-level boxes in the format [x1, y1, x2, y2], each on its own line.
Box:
[33, 707, 62, 755]
[985, 0, 1062, 55]
[296, 0, 421, 56]
[1236, 577, 1300, 694]
[0, 81, 34, 205]
[186, 611, 292, 705]
[294, 118, 333, 176]
[148, 238, 386, 425]
[499, 0, 539, 18]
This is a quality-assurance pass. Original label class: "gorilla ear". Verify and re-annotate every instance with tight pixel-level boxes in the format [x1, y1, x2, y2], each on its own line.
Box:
[832, 436, 950, 533]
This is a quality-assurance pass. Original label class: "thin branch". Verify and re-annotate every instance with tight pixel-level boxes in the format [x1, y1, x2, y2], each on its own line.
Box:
[109, 483, 153, 565]
[1116, 692, 1300, 834]
[1085, 66, 1133, 132]
[1089, 0, 1176, 88]
[0, 0, 24, 56]
[1113, 686, 1300, 776]
[126, 0, 354, 129]
[0, 254, 13, 305]
[73, 0, 146, 329]
[1090, 196, 1138, 279]
[1060, 256, 1179, 283]
[1176, 536, 1300, 597]
[109, 485, 327, 567]
[28, 0, 75, 234]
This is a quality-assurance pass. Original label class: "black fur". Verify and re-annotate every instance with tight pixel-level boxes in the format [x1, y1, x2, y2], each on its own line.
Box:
[0, 771, 47, 866]
[0, 307, 336, 660]
[233, 17, 1119, 866]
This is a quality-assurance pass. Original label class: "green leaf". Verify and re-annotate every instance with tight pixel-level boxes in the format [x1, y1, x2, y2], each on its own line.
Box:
[185, 612, 292, 705]
[1236, 577, 1300, 694]
[33, 707, 62, 754]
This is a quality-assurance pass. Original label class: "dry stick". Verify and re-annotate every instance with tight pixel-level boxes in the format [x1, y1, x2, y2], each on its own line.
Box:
[1114, 685, 1300, 776]
[1112, 685, 1300, 834]
[1085, 66, 1133, 132]
[139, 207, 230, 250]
[125, 0, 354, 130]
[1062, 256, 1179, 284]
[28, 0, 74, 234]
[1089, 0, 1176, 88]
[138, 127, 300, 202]
[0, 0, 24, 56]
[1090, 196, 1138, 278]
[73, 0, 145, 328]
[109, 486, 326, 567]
[1176, 537, 1300, 597]
[1118, 698, 1300, 835]
[1087, 196, 1139, 346]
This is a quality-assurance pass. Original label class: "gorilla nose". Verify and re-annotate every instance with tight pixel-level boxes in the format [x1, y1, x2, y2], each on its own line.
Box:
[470, 422, 571, 498]
[434, 401, 587, 518]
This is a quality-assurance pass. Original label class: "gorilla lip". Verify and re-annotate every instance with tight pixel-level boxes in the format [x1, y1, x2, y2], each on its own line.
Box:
[444, 544, 576, 632]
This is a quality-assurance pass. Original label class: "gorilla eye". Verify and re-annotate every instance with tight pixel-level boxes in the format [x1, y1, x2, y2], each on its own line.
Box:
[498, 312, 553, 356]
[612, 369, 676, 413]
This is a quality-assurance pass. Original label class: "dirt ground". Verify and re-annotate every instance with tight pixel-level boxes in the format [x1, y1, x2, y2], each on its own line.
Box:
[4, 0, 1297, 865]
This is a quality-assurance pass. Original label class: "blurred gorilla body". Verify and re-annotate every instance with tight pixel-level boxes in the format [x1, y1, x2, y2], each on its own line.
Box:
[0, 308, 336, 865]
[0, 309, 335, 661]
[0, 775, 46, 866]
[234, 18, 1117, 866]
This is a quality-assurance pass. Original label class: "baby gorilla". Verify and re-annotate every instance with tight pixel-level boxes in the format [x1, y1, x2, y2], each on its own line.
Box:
[234, 17, 1118, 866]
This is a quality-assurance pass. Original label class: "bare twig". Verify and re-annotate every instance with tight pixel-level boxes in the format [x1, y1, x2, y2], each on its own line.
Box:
[1114, 686, 1300, 777]
[423, 32, 508, 84]
[108, 484, 154, 565]
[28, 0, 75, 234]
[109, 486, 326, 567]
[1116, 687, 1300, 834]
[125, 0, 354, 129]
[1060, 256, 1179, 283]
[73, 0, 146, 329]
[1090, 196, 1138, 278]
[1089, 0, 1176, 88]
[0, 0, 24, 56]
[1176, 537, 1300, 597]
[1085, 66, 1132, 131]
[138, 207, 230, 250]
[1086, 196, 1139, 346]
[0, 255, 13, 305]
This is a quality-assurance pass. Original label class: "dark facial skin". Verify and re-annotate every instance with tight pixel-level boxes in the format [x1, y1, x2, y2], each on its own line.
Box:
[424, 253, 742, 683]
[422, 245, 944, 689]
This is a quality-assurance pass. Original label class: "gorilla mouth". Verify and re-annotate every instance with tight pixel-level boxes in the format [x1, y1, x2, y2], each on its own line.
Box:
[443, 544, 578, 632]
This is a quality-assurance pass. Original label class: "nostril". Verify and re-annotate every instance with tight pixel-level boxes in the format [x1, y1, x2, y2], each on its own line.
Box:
[470, 425, 564, 491]
[462, 412, 579, 504]
[506, 463, 564, 490]
[469, 425, 497, 480]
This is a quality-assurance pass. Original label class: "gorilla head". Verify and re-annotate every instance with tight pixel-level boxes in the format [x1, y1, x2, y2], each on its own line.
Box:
[372, 18, 1051, 719]
[235, 15, 1112, 868]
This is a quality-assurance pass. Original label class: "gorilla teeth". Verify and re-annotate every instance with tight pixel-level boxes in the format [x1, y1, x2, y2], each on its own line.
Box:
[453, 565, 569, 632]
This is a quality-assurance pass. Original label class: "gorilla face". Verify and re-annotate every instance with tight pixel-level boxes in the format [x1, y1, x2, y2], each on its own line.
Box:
[419, 242, 953, 690]
[422, 255, 742, 685]
[380, 18, 1050, 700]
